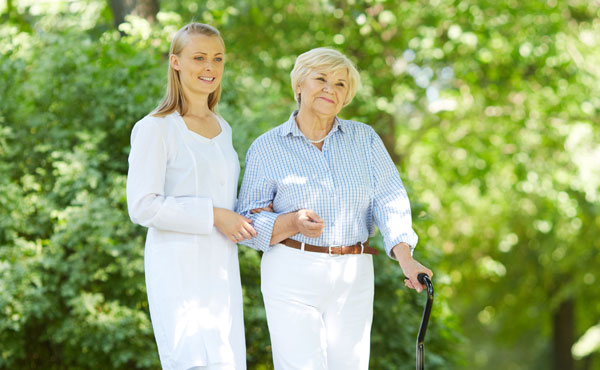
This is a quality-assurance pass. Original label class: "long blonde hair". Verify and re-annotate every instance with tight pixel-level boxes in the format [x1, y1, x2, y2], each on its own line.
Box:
[153, 23, 224, 117]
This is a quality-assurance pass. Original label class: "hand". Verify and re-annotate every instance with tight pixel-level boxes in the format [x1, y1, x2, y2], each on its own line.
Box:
[250, 202, 274, 214]
[213, 207, 257, 243]
[393, 243, 433, 293]
[294, 209, 325, 238]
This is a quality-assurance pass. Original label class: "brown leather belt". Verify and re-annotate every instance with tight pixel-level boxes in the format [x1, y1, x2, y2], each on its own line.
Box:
[281, 238, 379, 256]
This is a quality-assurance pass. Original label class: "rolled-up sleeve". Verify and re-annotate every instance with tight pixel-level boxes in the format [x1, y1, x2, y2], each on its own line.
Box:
[236, 142, 282, 252]
[370, 129, 419, 258]
[126, 118, 214, 234]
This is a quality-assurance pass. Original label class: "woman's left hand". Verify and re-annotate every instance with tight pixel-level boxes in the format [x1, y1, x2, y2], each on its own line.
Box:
[392, 243, 433, 293]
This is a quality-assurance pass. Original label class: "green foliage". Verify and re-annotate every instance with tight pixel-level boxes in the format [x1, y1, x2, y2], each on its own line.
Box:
[1, 5, 165, 367]
[2, 0, 599, 369]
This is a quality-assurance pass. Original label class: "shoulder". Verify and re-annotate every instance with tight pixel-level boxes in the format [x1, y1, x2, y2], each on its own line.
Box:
[215, 113, 232, 131]
[337, 118, 378, 141]
[248, 121, 289, 152]
[132, 112, 175, 133]
[130, 112, 179, 144]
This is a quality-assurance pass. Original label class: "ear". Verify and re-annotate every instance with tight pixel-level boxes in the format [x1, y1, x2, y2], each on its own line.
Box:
[170, 54, 181, 71]
[295, 82, 302, 97]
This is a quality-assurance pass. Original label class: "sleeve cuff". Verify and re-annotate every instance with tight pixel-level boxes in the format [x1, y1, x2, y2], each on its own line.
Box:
[384, 231, 419, 259]
[153, 196, 214, 234]
[239, 211, 281, 252]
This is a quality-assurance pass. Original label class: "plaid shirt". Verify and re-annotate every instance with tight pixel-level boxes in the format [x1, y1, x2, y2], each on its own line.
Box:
[236, 112, 418, 258]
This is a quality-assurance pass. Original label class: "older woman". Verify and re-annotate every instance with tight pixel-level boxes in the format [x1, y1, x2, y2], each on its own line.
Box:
[236, 47, 432, 370]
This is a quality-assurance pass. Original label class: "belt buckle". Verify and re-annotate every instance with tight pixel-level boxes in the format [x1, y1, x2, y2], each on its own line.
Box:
[360, 242, 365, 255]
[328, 245, 342, 256]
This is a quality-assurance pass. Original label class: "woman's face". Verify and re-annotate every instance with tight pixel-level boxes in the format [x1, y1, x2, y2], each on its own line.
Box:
[171, 34, 225, 98]
[297, 68, 349, 117]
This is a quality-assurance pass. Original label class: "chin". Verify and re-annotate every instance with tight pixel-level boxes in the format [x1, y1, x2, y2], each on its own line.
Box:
[312, 107, 338, 116]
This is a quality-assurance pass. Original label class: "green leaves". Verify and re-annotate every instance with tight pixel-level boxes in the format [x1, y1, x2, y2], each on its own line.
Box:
[2, 0, 599, 369]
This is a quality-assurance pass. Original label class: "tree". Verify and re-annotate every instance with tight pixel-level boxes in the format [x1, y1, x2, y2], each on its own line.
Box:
[108, 0, 159, 28]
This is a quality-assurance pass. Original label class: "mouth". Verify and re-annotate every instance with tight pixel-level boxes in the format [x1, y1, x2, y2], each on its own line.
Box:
[318, 97, 335, 103]
[199, 76, 215, 83]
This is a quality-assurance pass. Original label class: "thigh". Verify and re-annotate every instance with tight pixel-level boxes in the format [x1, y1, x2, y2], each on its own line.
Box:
[263, 295, 328, 370]
[188, 364, 236, 370]
[261, 245, 332, 370]
[324, 255, 374, 370]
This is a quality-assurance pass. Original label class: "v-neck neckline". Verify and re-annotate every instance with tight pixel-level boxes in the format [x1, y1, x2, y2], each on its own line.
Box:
[176, 112, 223, 142]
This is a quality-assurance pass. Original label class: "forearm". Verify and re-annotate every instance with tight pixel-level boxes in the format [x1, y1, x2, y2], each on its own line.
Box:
[269, 212, 299, 245]
[392, 242, 413, 266]
[128, 194, 213, 234]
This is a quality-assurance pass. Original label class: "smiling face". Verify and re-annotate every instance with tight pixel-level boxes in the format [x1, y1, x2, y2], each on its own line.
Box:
[170, 34, 225, 99]
[296, 68, 349, 117]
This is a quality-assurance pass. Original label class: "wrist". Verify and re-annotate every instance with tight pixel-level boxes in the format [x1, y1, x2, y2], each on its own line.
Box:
[213, 207, 223, 226]
[290, 211, 301, 233]
[393, 243, 412, 263]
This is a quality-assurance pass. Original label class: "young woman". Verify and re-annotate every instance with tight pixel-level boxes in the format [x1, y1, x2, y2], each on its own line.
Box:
[126, 23, 254, 370]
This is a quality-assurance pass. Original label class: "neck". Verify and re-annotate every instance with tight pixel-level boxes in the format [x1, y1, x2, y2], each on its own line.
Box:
[296, 108, 335, 140]
[182, 88, 212, 117]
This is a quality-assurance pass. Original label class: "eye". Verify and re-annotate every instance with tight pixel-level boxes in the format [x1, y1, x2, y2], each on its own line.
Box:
[215, 57, 223, 62]
[194, 56, 204, 61]
[316, 77, 326, 81]
[336, 83, 345, 87]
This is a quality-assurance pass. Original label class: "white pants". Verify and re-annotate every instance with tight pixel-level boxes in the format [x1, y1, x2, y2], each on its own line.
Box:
[261, 244, 375, 370]
[188, 365, 236, 370]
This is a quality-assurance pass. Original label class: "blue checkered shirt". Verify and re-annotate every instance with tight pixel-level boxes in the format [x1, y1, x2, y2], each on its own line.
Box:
[235, 112, 418, 258]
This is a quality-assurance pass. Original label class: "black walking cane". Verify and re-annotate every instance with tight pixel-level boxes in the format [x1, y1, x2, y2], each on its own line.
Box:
[416, 273, 434, 370]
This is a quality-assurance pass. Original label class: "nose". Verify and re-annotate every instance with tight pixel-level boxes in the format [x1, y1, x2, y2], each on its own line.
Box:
[323, 83, 332, 93]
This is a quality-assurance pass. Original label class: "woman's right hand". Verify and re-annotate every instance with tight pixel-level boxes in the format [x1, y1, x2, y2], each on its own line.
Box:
[294, 209, 325, 238]
[213, 207, 257, 243]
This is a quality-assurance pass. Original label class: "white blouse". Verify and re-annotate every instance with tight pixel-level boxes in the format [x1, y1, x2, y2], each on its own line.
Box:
[126, 111, 245, 370]
[127, 111, 240, 242]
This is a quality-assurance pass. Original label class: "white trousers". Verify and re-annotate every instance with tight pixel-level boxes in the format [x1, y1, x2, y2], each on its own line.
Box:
[188, 365, 235, 370]
[261, 244, 375, 370]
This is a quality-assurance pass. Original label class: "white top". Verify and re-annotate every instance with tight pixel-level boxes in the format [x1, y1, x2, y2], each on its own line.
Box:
[127, 111, 246, 369]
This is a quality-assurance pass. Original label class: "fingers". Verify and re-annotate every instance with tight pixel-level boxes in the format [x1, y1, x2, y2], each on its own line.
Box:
[231, 223, 257, 242]
[404, 277, 420, 292]
[299, 218, 325, 237]
[305, 209, 324, 223]
[250, 207, 271, 214]
[414, 278, 423, 293]
[303, 219, 324, 230]
[250, 202, 274, 214]
[243, 222, 258, 238]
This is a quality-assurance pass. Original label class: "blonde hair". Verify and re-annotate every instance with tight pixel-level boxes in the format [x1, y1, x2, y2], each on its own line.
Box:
[153, 23, 224, 117]
[290, 47, 361, 108]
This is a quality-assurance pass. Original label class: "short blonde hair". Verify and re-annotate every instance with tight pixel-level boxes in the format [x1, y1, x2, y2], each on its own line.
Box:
[290, 47, 360, 107]
[153, 23, 224, 117]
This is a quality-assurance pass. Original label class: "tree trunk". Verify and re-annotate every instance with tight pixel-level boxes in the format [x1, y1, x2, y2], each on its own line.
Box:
[108, 0, 159, 28]
[553, 299, 575, 370]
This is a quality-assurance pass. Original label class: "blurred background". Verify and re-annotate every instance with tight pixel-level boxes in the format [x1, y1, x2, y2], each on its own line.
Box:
[1, 0, 599, 369]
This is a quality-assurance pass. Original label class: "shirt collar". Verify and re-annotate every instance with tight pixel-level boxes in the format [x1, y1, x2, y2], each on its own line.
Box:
[279, 111, 346, 137]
